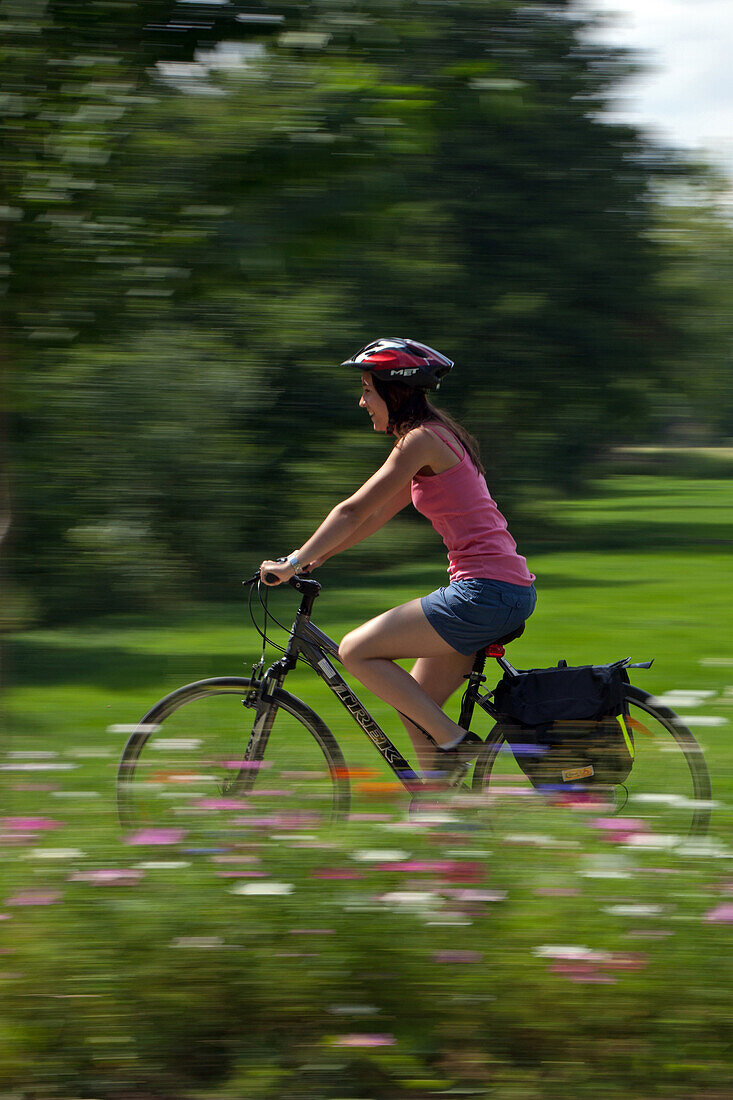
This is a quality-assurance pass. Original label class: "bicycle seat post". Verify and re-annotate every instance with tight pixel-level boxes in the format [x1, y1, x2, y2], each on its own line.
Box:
[458, 650, 487, 730]
[484, 624, 525, 678]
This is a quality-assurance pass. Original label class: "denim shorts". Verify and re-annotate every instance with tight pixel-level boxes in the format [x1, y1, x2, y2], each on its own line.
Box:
[421, 578, 537, 656]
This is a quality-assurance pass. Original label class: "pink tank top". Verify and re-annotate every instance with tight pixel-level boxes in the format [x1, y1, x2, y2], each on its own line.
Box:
[410, 424, 535, 586]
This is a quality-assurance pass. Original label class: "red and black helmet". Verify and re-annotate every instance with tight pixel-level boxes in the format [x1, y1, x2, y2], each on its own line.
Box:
[341, 338, 453, 390]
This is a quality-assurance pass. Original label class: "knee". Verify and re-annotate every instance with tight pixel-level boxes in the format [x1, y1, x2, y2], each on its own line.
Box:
[339, 629, 365, 671]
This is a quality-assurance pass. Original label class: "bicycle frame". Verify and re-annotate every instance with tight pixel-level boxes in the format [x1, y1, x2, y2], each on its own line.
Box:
[119, 574, 711, 838]
[247, 575, 505, 793]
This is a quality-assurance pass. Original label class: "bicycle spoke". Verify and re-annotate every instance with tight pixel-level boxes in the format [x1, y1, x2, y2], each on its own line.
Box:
[472, 690, 712, 839]
[118, 680, 349, 846]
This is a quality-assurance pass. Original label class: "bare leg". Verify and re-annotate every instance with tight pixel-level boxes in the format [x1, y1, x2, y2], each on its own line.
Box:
[399, 654, 475, 772]
[339, 599, 475, 766]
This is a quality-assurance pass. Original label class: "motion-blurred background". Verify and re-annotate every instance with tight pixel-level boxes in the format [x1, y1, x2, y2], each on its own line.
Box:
[1, 6, 731, 1098]
[3, 0, 731, 623]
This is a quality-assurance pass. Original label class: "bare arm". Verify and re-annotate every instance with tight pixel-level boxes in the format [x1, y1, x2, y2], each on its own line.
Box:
[260, 429, 436, 584]
[293, 434, 431, 567]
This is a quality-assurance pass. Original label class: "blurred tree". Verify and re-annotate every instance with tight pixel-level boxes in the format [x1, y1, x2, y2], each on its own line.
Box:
[650, 185, 733, 443]
[1, 0, 280, 614]
[3, 0, 698, 618]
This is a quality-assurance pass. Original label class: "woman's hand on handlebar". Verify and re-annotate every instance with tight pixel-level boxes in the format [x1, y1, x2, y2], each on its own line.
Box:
[259, 555, 321, 585]
[259, 558, 295, 586]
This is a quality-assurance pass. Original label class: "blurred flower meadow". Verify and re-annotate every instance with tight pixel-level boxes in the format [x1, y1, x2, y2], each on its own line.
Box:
[1, 739, 731, 1097]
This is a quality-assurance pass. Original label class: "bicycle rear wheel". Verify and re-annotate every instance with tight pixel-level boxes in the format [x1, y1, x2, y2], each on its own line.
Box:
[117, 677, 351, 844]
[472, 685, 712, 838]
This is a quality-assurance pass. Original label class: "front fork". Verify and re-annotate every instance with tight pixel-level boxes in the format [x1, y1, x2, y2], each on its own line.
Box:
[225, 664, 286, 794]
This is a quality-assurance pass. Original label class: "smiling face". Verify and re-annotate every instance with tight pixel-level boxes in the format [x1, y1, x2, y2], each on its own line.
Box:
[359, 371, 390, 433]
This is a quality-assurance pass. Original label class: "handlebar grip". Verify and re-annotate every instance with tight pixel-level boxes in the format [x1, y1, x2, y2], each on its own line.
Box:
[264, 572, 279, 585]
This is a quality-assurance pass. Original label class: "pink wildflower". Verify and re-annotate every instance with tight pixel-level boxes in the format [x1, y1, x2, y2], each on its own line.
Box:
[704, 904, 733, 923]
[384, 860, 457, 873]
[444, 861, 484, 884]
[2, 817, 62, 832]
[223, 760, 271, 769]
[6, 891, 63, 906]
[124, 828, 186, 845]
[592, 817, 649, 836]
[69, 869, 143, 886]
[333, 1033, 395, 1048]
[0, 833, 34, 846]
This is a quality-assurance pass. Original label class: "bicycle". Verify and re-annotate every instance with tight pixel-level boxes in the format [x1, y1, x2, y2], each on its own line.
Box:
[117, 572, 713, 841]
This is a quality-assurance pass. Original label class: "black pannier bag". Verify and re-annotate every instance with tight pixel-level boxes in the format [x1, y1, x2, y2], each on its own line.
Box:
[491, 662, 635, 789]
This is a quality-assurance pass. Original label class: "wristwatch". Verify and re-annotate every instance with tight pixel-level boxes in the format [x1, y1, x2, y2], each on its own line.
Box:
[287, 553, 301, 572]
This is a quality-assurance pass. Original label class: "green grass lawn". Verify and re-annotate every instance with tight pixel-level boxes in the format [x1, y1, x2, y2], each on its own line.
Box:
[6, 475, 731, 805]
[1, 474, 731, 1099]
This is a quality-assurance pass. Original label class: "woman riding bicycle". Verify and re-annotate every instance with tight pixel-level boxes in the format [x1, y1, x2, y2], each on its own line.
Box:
[260, 338, 536, 774]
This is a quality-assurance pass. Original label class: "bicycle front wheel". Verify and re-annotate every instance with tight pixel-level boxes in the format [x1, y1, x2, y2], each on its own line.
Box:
[117, 677, 351, 842]
[472, 685, 712, 838]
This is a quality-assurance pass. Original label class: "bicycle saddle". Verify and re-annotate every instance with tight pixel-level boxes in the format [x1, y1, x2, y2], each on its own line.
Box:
[483, 623, 525, 654]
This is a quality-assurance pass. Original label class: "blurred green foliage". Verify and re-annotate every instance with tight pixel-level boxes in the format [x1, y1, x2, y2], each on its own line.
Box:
[651, 192, 733, 441]
[2, 1, 730, 620]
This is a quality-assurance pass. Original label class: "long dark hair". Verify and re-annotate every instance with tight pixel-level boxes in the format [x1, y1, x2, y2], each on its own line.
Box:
[371, 376, 485, 477]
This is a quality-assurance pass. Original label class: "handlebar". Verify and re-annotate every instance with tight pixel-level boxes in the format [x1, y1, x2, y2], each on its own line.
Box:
[242, 569, 321, 594]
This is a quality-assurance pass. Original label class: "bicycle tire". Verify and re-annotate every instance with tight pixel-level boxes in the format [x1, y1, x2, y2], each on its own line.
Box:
[472, 684, 712, 837]
[117, 676, 351, 837]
